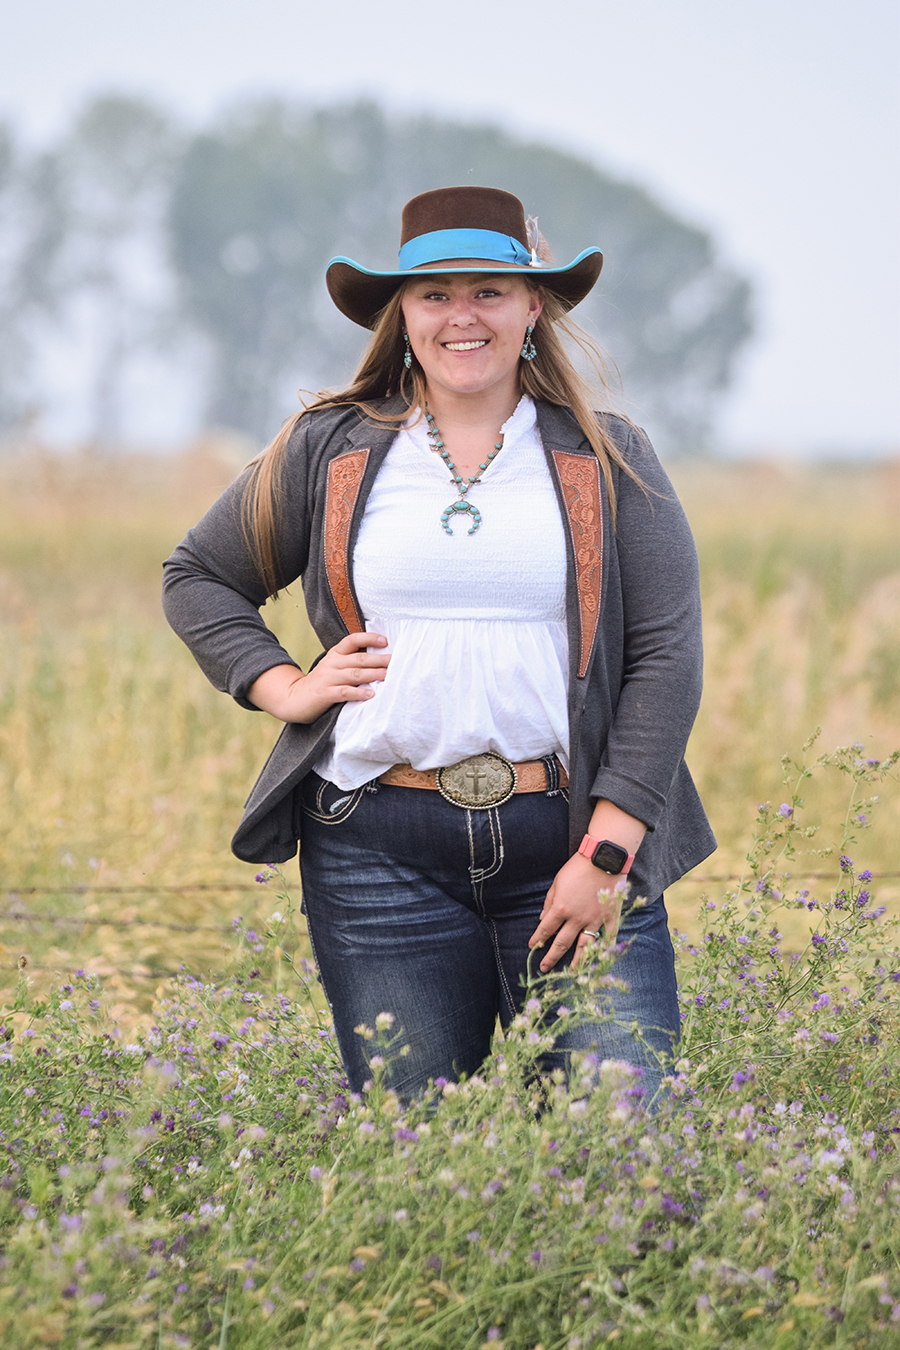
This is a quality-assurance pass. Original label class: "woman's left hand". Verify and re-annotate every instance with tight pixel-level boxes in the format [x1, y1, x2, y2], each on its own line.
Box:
[528, 853, 624, 972]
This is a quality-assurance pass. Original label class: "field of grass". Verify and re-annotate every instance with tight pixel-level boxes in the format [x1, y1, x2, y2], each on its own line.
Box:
[0, 444, 898, 1346]
[0, 748, 898, 1348]
[0, 445, 896, 1012]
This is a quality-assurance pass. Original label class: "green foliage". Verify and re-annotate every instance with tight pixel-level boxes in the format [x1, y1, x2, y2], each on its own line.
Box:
[0, 94, 753, 450]
[167, 98, 753, 448]
[1, 750, 898, 1348]
[168, 101, 345, 436]
[677, 739, 900, 1110]
[0, 120, 65, 433]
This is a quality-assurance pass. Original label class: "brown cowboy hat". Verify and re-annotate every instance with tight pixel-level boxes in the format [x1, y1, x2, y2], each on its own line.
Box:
[326, 185, 603, 329]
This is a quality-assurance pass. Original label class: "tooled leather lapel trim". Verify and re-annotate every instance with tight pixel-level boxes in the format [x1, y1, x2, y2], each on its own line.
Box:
[550, 450, 603, 679]
[324, 447, 370, 634]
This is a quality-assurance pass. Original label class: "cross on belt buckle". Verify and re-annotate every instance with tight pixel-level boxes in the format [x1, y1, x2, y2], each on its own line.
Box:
[435, 753, 518, 809]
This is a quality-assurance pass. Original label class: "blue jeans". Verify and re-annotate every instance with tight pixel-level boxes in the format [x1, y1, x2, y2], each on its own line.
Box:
[298, 772, 680, 1103]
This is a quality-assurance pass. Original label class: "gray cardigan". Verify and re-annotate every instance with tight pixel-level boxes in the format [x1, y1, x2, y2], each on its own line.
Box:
[162, 398, 715, 898]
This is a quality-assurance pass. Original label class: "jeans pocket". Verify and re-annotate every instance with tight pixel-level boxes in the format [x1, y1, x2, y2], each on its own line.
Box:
[299, 773, 365, 826]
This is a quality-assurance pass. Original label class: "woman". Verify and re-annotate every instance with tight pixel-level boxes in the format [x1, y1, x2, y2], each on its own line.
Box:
[163, 185, 716, 1103]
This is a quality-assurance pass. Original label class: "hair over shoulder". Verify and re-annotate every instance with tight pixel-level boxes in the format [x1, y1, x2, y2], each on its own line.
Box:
[242, 285, 644, 599]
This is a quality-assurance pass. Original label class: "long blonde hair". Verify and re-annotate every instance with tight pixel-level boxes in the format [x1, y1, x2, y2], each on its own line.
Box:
[243, 280, 642, 597]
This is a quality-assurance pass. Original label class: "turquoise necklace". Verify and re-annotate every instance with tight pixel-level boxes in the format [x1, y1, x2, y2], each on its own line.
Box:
[425, 409, 504, 536]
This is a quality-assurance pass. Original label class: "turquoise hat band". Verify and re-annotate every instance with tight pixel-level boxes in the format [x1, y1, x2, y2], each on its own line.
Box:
[397, 228, 533, 270]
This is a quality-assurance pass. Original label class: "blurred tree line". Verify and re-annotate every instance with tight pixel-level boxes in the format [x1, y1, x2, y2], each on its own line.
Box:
[0, 94, 753, 452]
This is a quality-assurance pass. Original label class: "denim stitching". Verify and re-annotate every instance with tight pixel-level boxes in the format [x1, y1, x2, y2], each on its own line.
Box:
[300, 904, 334, 1018]
[467, 808, 516, 1016]
[465, 810, 486, 916]
[488, 918, 518, 1019]
[302, 784, 365, 826]
[478, 807, 504, 882]
[468, 807, 503, 885]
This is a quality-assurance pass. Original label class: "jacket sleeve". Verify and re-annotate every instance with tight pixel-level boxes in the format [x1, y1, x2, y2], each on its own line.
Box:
[589, 425, 704, 830]
[161, 417, 312, 710]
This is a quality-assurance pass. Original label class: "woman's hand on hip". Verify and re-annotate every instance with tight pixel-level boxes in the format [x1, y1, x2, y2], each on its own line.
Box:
[528, 854, 624, 973]
[247, 633, 390, 724]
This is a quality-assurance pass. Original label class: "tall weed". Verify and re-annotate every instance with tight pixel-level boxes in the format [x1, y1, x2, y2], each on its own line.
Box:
[0, 748, 898, 1348]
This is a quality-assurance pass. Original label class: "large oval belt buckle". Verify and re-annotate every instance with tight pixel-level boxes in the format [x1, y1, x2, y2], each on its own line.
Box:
[435, 753, 518, 809]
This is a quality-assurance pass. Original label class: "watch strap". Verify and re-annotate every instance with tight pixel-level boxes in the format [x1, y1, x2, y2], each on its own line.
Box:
[577, 834, 636, 874]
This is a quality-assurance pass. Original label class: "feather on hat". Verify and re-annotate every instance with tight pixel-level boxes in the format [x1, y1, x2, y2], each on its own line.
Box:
[326, 186, 603, 329]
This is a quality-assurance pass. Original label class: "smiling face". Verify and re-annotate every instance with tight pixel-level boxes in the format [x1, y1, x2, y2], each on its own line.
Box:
[400, 272, 543, 406]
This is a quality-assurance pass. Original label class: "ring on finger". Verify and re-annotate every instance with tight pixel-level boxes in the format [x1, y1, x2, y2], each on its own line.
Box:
[581, 929, 601, 941]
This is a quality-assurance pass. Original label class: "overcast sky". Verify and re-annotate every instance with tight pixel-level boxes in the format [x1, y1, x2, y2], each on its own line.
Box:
[2, 0, 898, 454]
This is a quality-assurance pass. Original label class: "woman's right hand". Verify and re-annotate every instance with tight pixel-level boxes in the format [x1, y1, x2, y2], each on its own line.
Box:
[247, 632, 390, 724]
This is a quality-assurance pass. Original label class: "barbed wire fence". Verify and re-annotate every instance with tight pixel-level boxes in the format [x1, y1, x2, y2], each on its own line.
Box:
[1, 882, 269, 981]
[3, 874, 899, 983]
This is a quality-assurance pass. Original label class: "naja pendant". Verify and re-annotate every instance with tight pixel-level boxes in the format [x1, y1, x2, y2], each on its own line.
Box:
[441, 499, 482, 536]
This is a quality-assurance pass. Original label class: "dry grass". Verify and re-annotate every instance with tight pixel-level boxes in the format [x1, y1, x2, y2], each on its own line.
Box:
[1, 442, 897, 1019]
[665, 456, 900, 940]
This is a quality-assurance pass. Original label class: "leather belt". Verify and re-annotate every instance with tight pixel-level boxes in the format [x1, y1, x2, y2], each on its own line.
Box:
[379, 752, 568, 810]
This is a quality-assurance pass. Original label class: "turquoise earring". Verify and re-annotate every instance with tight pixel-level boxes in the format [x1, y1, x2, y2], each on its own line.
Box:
[403, 333, 412, 369]
[520, 325, 537, 362]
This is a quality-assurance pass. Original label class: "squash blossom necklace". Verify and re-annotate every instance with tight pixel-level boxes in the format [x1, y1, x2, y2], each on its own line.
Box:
[425, 409, 504, 536]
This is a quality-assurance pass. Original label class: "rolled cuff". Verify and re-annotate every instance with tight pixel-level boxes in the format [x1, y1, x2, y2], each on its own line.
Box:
[589, 767, 669, 832]
[228, 650, 302, 710]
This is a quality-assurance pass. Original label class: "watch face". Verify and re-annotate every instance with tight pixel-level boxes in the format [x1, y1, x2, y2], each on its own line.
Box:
[593, 840, 629, 874]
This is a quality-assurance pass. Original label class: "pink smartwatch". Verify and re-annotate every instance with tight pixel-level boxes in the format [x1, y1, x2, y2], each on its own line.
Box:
[577, 835, 635, 875]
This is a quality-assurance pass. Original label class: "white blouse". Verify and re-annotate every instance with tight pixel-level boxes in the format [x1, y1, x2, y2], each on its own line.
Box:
[313, 395, 570, 789]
